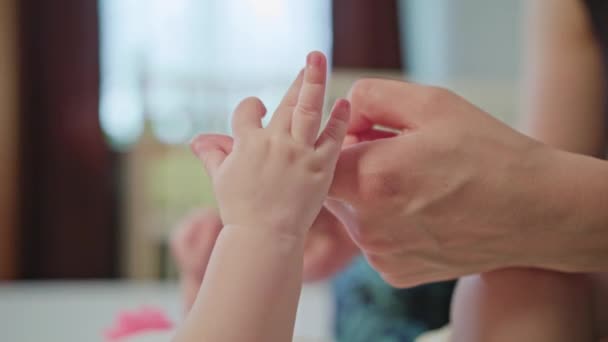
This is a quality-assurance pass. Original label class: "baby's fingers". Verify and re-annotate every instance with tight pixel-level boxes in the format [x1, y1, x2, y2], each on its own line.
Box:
[231, 97, 266, 137]
[292, 51, 327, 145]
[269, 69, 304, 131]
[191, 134, 233, 179]
[316, 99, 351, 160]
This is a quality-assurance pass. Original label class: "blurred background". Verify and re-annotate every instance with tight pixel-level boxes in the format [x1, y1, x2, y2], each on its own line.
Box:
[0, 0, 522, 340]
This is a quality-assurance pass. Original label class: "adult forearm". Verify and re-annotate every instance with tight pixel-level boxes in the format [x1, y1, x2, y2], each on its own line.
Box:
[174, 225, 305, 342]
[523, 148, 608, 272]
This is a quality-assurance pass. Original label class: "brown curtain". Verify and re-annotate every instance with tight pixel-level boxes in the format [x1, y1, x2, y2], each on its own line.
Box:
[0, 0, 20, 280]
[333, 0, 404, 69]
[18, 0, 119, 279]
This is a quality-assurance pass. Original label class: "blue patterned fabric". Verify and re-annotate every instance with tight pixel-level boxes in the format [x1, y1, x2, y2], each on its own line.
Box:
[332, 256, 455, 342]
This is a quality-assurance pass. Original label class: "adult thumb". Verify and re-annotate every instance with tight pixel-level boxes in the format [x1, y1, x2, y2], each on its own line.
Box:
[347, 78, 432, 134]
[329, 137, 396, 202]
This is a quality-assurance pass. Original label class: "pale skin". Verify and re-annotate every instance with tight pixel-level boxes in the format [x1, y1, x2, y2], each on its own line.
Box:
[298, 0, 608, 290]
[172, 52, 351, 342]
[173, 1, 608, 340]
[170, 204, 356, 314]
[298, 5, 608, 290]
[452, 0, 608, 340]
[325, 78, 608, 284]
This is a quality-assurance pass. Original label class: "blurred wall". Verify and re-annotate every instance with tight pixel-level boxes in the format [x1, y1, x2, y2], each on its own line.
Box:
[399, 0, 523, 126]
[333, 0, 402, 69]
[0, 0, 19, 279]
[401, 0, 523, 83]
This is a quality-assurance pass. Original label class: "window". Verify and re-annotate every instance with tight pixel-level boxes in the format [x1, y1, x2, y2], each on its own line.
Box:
[99, 0, 332, 149]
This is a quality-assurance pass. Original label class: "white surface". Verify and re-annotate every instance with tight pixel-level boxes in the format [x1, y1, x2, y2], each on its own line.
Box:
[0, 281, 333, 342]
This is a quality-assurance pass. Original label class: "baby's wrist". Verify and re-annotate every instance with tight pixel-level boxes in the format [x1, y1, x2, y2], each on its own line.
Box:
[220, 223, 307, 249]
[221, 213, 311, 238]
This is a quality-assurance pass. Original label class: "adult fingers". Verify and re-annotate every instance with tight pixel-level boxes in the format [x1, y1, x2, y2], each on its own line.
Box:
[347, 78, 446, 133]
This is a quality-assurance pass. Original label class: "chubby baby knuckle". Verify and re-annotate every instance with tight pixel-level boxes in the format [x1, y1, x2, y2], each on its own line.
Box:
[237, 133, 258, 149]
[305, 154, 328, 174]
[308, 165, 326, 179]
[264, 133, 286, 152]
[287, 149, 299, 164]
[270, 132, 297, 148]
[266, 131, 280, 142]
[275, 142, 298, 164]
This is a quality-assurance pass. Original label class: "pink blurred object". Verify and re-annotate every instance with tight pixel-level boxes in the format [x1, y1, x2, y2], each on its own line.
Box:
[104, 307, 174, 341]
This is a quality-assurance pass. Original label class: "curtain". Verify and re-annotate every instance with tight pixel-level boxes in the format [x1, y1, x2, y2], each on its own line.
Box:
[18, 0, 119, 279]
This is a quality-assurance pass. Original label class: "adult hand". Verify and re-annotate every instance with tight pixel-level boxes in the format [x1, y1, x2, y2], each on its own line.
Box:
[329, 79, 570, 287]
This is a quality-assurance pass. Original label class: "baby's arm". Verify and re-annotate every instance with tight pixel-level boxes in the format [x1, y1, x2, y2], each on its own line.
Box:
[177, 224, 305, 342]
[173, 52, 350, 342]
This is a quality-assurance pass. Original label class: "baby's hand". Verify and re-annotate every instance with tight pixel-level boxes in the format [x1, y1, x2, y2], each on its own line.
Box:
[191, 52, 350, 237]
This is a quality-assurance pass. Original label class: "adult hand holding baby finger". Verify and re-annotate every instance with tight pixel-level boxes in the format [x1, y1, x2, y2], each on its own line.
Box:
[328, 79, 575, 287]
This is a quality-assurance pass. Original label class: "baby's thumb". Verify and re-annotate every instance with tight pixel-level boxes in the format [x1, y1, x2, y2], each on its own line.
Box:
[190, 134, 233, 179]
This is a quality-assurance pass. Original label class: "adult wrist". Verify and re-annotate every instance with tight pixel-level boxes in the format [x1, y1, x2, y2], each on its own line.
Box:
[518, 146, 608, 272]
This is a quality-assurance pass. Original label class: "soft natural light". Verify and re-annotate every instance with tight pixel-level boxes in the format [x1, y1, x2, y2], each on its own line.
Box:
[99, 0, 331, 148]
[247, 0, 286, 19]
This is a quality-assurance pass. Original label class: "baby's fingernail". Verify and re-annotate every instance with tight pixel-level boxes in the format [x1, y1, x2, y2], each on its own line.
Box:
[307, 51, 324, 67]
[333, 99, 351, 120]
[336, 98, 350, 111]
